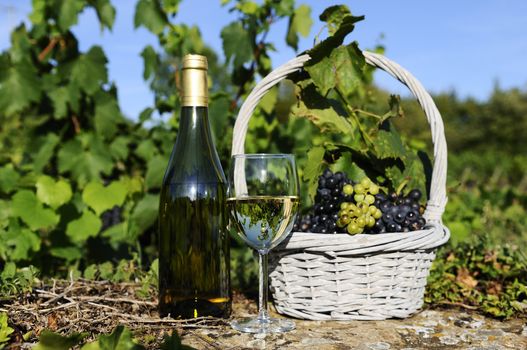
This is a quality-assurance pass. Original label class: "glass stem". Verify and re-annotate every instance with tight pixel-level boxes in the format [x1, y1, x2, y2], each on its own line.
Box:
[257, 250, 269, 321]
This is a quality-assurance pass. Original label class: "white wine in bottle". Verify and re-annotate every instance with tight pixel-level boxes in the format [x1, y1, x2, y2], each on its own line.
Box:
[158, 54, 231, 318]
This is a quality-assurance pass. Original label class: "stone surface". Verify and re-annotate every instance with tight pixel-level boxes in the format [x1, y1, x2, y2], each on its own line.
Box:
[180, 306, 527, 349]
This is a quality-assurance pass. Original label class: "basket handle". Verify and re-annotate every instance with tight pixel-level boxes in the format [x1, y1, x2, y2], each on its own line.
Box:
[231, 52, 448, 223]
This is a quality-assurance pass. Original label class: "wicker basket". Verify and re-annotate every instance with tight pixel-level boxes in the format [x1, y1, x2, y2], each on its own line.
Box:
[231, 51, 450, 320]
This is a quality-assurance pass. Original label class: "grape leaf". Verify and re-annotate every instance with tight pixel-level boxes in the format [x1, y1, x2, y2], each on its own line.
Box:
[305, 44, 364, 97]
[92, 0, 116, 30]
[307, 5, 364, 63]
[145, 155, 168, 190]
[128, 194, 159, 240]
[4, 223, 41, 261]
[135, 140, 159, 161]
[32, 133, 60, 173]
[82, 181, 128, 216]
[221, 22, 252, 68]
[0, 312, 14, 345]
[0, 165, 20, 194]
[160, 331, 195, 350]
[82, 326, 145, 350]
[66, 209, 102, 243]
[34, 330, 86, 350]
[56, 0, 86, 31]
[69, 46, 108, 95]
[109, 136, 131, 160]
[134, 0, 169, 35]
[141, 45, 158, 80]
[0, 62, 42, 116]
[303, 146, 325, 199]
[49, 246, 82, 261]
[94, 92, 123, 139]
[48, 86, 69, 119]
[36, 175, 72, 209]
[372, 129, 407, 159]
[286, 4, 312, 51]
[57, 138, 114, 184]
[11, 190, 59, 230]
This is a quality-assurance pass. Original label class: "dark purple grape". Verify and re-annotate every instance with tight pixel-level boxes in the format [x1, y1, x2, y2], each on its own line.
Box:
[334, 171, 344, 182]
[331, 213, 339, 221]
[331, 196, 340, 203]
[323, 169, 333, 178]
[326, 177, 337, 189]
[403, 197, 413, 206]
[382, 213, 394, 223]
[318, 177, 327, 188]
[387, 223, 398, 232]
[394, 212, 405, 223]
[375, 193, 387, 202]
[408, 189, 422, 201]
[313, 203, 321, 213]
[317, 188, 331, 201]
[406, 211, 418, 222]
[389, 192, 398, 201]
[395, 224, 403, 232]
[327, 221, 337, 230]
[332, 187, 341, 196]
[320, 228, 328, 234]
[399, 204, 411, 215]
[320, 214, 328, 223]
[403, 219, 411, 227]
[380, 201, 392, 212]
[411, 203, 420, 211]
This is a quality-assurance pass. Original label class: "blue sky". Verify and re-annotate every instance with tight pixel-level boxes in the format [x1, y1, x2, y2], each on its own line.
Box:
[1, 1, 526, 119]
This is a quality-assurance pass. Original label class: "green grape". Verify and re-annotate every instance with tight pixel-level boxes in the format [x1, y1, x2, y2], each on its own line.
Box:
[368, 205, 377, 215]
[340, 202, 350, 210]
[357, 202, 369, 213]
[354, 184, 365, 194]
[367, 216, 376, 227]
[373, 208, 382, 219]
[360, 178, 371, 189]
[357, 217, 366, 227]
[343, 184, 354, 196]
[347, 222, 361, 235]
[365, 194, 375, 205]
[369, 184, 379, 195]
[354, 194, 365, 203]
[340, 215, 351, 225]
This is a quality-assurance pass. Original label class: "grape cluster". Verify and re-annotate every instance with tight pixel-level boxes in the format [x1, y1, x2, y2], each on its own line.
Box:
[336, 178, 383, 234]
[292, 168, 427, 235]
[293, 169, 352, 233]
[101, 205, 122, 231]
[372, 189, 426, 233]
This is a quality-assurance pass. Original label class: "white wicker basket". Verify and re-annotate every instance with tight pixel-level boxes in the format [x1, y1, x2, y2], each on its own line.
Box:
[231, 51, 450, 320]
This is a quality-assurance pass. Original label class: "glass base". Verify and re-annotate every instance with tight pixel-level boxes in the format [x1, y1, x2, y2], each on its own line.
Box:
[231, 317, 295, 334]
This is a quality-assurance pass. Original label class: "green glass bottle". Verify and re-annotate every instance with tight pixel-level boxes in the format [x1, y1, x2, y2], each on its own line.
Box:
[158, 54, 231, 318]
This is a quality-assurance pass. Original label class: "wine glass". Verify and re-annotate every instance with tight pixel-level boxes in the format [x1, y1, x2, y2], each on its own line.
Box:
[227, 154, 300, 333]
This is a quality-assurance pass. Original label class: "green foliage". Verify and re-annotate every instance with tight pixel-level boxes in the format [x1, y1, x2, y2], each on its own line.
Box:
[0, 312, 14, 348]
[288, 6, 427, 202]
[426, 237, 527, 318]
[0, 0, 526, 324]
[30, 325, 194, 350]
[0, 263, 39, 296]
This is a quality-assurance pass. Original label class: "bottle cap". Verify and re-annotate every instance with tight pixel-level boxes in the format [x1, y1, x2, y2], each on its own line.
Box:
[181, 54, 208, 106]
[182, 54, 208, 70]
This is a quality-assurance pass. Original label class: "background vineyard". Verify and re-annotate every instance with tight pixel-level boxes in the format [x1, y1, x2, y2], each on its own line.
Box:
[0, 0, 526, 326]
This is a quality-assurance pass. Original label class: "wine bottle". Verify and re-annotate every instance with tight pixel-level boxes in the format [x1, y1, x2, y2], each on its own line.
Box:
[158, 54, 231, 318]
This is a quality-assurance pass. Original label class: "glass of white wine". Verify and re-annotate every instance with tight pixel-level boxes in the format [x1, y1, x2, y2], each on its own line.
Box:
[227, 153, 299, 333]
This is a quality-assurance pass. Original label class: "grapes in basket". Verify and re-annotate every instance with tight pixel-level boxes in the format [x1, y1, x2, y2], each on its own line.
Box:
[293, 169, 427, 234]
